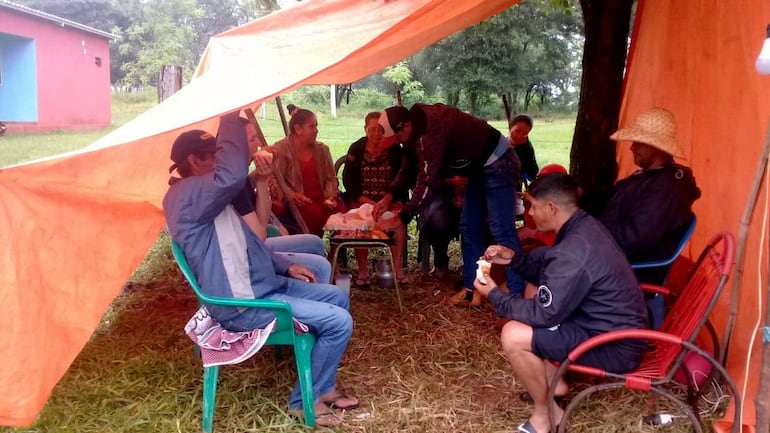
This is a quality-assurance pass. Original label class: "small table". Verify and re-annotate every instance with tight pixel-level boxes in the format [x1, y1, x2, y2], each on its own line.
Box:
[327, 234, 404, 313]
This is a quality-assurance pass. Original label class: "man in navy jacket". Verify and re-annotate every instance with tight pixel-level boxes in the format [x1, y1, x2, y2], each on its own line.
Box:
[475, 173, 647, 433]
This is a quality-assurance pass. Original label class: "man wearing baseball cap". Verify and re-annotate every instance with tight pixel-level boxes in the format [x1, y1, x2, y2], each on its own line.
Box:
[599, 107, 701, 288]
[377, 103, 526, 307]
[163, 112, 358, 427]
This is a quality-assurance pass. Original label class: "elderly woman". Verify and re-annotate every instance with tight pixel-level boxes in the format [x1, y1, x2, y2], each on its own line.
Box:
[272, 109, 344, 236]
[342, 111, 409, 287]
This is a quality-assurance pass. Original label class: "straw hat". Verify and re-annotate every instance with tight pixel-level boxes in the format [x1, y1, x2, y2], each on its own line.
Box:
[610, 107, 684, 158]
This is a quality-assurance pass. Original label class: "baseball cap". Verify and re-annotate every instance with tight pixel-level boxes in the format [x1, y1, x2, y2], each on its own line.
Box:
[169, 129, 216, 173]
[378, 106, 411, 137]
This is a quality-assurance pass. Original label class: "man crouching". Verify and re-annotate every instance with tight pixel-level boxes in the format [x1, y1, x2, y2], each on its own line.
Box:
[474, 173, 648, 433]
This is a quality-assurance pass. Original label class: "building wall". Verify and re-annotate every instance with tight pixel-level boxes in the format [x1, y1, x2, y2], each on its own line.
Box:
[0, 8, 111, 132]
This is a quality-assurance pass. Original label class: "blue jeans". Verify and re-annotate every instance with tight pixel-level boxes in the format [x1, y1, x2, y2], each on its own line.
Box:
[220, 279, 353, 409]
[265, 234, 326, 256]
[266, 235, 331, 286]
[460, 148, 525, 295]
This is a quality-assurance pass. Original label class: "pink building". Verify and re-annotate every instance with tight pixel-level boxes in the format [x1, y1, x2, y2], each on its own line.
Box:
[0, 0, 115, 133]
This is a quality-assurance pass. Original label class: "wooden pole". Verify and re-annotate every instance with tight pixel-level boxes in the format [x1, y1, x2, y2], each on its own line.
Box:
[275, 96, 289, 136]
[502, 94, 512, 126]
[396, 90, 403, 107]
[244, 108, 309, 234]
[723, 118, 770, 368]
[753, 119, 770, 433]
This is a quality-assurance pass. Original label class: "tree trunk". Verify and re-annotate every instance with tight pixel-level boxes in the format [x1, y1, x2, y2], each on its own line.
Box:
[157, 65, 183, 103]
[571, 0, 634, 215]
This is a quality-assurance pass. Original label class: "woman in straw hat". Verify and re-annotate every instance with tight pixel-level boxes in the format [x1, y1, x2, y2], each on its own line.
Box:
[598, 106, 701, 286]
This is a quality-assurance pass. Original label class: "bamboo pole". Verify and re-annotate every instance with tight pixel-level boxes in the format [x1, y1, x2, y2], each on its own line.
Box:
[275, 96, 289, 136]
[502, 94, 512, 126]
[753, 119, 770, 433]
[244, 108, 310, 234]
[722, 118, 770, 368]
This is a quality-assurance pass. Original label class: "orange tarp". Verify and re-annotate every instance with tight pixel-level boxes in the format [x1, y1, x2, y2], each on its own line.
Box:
[0, 0, 520, 426]
[1, 0, 768, 429]
[619, 1, 770, 431]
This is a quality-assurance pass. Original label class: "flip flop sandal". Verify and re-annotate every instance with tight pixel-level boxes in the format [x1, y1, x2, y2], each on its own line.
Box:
[322, 392, 360, 410]
[517, 420, 539, 433]
[354, 278, 370, 289]
[397, 275, 410, 285]
[288, 408, 344, 428]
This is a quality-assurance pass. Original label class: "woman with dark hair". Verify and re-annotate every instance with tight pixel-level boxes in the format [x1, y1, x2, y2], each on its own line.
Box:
[342, 112, 409, 286]
[509, 114, 538, 184]
[272, 109, 343, 236]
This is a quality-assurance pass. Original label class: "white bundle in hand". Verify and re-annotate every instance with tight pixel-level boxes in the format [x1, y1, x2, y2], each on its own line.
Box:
[476, 259, 491, 284]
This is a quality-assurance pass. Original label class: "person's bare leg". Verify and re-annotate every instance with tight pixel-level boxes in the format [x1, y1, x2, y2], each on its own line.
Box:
[354, 249, 369, 282]
[500, 320, 557, 433]
[543, 361, 566, 427]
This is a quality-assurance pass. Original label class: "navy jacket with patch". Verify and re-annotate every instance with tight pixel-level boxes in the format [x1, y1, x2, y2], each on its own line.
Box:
[488, 209, 648, 334]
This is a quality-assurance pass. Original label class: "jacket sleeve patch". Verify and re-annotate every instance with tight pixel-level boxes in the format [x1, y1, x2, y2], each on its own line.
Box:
[537, 285, 553, 308]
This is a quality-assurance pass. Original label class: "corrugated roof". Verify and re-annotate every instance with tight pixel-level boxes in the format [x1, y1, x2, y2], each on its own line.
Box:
[0, 0, 117, 40]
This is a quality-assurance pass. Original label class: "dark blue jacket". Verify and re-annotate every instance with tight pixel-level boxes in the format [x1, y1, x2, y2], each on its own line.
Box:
[488, 209, 648, 335]
[600, 163, 700, 263]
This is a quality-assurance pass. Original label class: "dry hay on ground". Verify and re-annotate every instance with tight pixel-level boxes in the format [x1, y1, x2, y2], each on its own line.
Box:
[30, 240, 729, 433]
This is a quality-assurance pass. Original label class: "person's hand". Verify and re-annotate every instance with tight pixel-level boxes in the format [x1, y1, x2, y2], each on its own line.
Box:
[251, 152, 272, 177]
[376, 212, 402, 232]
[483, 245, 515, 265]
[373, 194, 393, 220]
[359, 197, 377, 206]
[473, 276, 498, 297]
[291, 191, 312, 207]
[287, 264, 316, 283]
[323, 197, 338, 210]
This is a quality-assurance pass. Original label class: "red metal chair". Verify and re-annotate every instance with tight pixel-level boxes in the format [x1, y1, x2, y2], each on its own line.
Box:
[549, 232, 740, 433]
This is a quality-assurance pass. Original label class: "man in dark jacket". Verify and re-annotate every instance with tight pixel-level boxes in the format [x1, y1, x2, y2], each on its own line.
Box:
[599, 107, 701, 285]
[476, 173, 648, 433]
[376, 103, 525, 306]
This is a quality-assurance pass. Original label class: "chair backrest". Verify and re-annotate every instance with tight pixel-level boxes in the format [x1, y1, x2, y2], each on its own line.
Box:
[170, 240, 295, 323]
[655, 231, 735, 372]
[334, 155, 346, 175]
[171, 240, 207, 299]
[631, 215, 697, 270]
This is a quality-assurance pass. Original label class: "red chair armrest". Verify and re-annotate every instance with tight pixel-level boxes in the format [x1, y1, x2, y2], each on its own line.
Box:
[566, 329, 683, 362]
[640, 283, 670, 296]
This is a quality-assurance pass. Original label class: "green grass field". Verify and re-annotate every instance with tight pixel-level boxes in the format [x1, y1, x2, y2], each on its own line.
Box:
[0, 89, 573, 169]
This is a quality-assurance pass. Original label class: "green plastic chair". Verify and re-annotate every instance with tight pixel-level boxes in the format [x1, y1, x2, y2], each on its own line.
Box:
[170, 240, 316, 431]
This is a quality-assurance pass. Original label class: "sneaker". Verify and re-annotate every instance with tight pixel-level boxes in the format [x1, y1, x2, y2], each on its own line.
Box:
[441, 288, 483, 307]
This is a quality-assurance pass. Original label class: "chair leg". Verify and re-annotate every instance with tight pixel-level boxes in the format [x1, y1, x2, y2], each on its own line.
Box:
[202, 365, 219, 433]
[386, 250, 404, 313]
[328, 243, 340, 284]
[294, 335, 316, 428]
